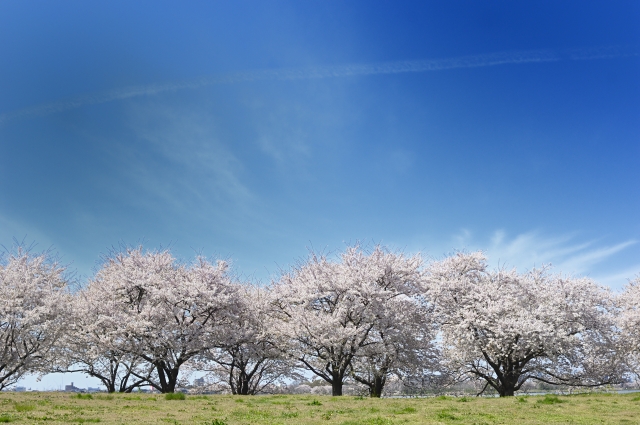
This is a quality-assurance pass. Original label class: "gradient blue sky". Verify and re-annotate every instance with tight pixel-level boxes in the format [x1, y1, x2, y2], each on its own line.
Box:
[1, 0, 639, 304]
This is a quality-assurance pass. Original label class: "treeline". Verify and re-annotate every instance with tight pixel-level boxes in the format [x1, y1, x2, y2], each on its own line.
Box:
[1, 244, 639, 397]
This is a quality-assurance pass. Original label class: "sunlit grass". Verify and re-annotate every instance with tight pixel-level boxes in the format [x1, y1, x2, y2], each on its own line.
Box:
[537, 394, 565, 405]
[74, 393, 93, 400]
[164, 392, 186, 401]
[0, 391, 637, 424]
[12, 402, 35, 412]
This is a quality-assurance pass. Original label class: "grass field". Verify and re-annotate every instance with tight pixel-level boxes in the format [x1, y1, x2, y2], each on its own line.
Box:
[0, 392, 638, 424]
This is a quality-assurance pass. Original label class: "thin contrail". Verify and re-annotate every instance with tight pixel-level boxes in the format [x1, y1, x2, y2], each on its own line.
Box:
[0, 45, 635, 125]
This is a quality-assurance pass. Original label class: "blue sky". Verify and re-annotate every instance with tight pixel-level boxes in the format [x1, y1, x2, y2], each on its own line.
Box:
[1, 0, 639, 304]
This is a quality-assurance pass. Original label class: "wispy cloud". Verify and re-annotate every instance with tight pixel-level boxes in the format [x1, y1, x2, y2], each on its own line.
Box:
[451, 229, 638, 287]
[593, 265, 640, 290]
[557, 241, 636, 274]
[121, 103, 254, 212]
[1, 45, 636, 125]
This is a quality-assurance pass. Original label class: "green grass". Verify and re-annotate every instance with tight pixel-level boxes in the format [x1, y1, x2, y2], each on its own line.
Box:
[0, 391, 638, 423]
[536, 394, 565, 405]
[164, 392, 186, 400]
[12, 402, 35, 412]
[391, 406, 416, 414]
[74, 393, 93, 400]
[94, 395, 114, 401]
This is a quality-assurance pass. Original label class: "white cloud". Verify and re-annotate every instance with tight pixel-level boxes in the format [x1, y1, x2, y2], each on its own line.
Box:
[90, 102, 265, 242]
[255, 118, 311, 166]
[592, 265, 640, 290]
[2, 45, 635, 125]
[556, 240, 636, 274]
[450, 228, 638, 287]
[124, 103, 254, 210]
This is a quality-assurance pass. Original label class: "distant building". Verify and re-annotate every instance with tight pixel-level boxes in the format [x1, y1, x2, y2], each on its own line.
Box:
[87, 387, 102, 393]
[14, 386, 26, 392]
[64, 382, 82, 392]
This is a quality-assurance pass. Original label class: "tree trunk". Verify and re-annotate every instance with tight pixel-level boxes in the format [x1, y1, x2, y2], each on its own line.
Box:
[369, 375, 386, 398]
[496, 375, 517, 397]
[500, 388, 515, 397]
[239, 372, 250, 395]
[331, 369, 346, 396]
[156, 362, 179, 393]
[230, 364, 253, 395]
[352, 368, 388, 398]
[331, 380, 343, 396]
[93, 375, 116, 393]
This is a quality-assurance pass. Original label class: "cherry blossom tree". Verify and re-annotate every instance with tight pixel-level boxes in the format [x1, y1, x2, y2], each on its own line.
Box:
[85, 247, 238, 393]
[53, 289, 152, 393]
[350, 294, 438, 397]
[618, 276, 640, 380]
[270, 245, 425, 396]
[198, 285, 294, 395]
[426, 252, 622, 397]
[0, 247, 69, 390]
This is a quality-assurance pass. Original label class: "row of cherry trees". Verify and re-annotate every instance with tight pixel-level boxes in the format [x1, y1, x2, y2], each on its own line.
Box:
[1, 244, 639, 397]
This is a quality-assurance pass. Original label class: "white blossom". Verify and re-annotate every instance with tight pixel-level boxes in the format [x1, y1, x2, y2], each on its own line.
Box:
[618, 276, 640, 380]
[196, 284, 295, 395]
[0, 247, 69, 390]
[271, 245, 433, 396]
[426, 252, 621, 396]
[79, 247, 238, 393]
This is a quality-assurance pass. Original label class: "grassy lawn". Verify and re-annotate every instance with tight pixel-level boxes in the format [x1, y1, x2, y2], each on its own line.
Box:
[0, 392, 638, 424]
